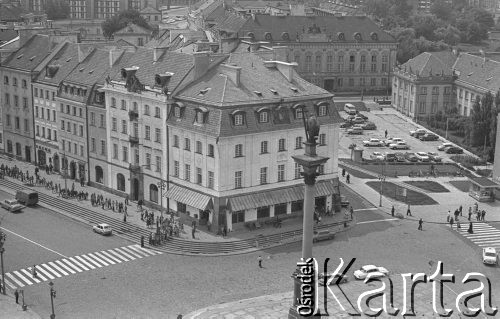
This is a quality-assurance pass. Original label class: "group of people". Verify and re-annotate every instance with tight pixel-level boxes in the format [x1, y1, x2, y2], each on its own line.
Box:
[341, 168, 351, 184]
[447, 205, 476, 234]
[91, 193, 128, 216]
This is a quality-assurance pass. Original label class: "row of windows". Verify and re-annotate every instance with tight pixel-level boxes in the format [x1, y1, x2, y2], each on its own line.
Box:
[62, 85, 87, 97]
[110, 99, 162, 118]
[60, 103, 84, 118]
[35, 106, 57, 122]
[61, 120, 84, 137]
[110, 119, 162, 143]
[3, 76, 27, 88]
[61, 139, 85, 157]
[172, 161, 215, 189]
[34, 88, 55, 101]
[5, 115, 30, 132]
[36, 126, 57, 141]
[89, 112, 106, 128]
[236, 135, 326, 157]
[296, 53, 389, 73]
[4, 93, 28, 108]
[5, 141, 23, 156]
[234, 163, 324, 188]
[90, 138, 107, 155]
[172, 136, 215, 157]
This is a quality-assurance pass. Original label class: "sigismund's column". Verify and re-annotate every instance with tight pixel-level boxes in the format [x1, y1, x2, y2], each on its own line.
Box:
[289, 114, 329, 318]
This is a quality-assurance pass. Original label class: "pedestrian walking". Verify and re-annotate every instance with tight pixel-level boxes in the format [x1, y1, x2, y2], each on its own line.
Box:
[450, 217, 454, 229]
[406, 204, 412, 216]
[141, 235, 145, 247]
[468, 222, 474, 234]
[258, 255, 263, 268]
[418, 218, 423, 231]
[342, 168, 346, 177]
[468, 210, 472, 221]
[447, 211, 450, 222]
[384, 129, 388, 138]
[32, 265, 38, 278]
[123, 212, 127, 223]
[125, 195, 129, 205]
[350, 206, 354, 219]
[14, 289, 19, 304]
[391, 205, 395, 217]
[456, 218, 461, 230]
[459, 205, 462, 216]
[223, 225, 228, 238]
[346, 174, 350, 184]
[482, 210, 486, 221]
[192, 227, 196, 239]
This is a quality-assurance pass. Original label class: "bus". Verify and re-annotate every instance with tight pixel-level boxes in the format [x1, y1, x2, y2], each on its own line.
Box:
[344, 103, 357, 115]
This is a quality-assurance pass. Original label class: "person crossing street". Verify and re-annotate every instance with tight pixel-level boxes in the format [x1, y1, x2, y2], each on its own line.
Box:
[418, 218, 423, 231]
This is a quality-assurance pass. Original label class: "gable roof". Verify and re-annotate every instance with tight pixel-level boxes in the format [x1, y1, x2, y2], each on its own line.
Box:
[115, 23, 151, 35]
[140, 6, 161, 14]
[401, 51, 457, 77]
[2, 34, 57, 71]
[0, 29, 18, 44]
[453, 53, 500, 93]
[239, 15, 395, 43]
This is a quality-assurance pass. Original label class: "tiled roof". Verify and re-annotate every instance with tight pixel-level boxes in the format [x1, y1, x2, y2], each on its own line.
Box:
[192, 0, 223, 18]
[115, 23, 151, 35]
[171, 52, 339, 137]
[401, 51, 457, 77]
[212, 10, 247, 33]
[239, 15, 396, 43]
[453, 53, 500, 93]
[233, 0, 284, 8]
[0, 29, 17, 43]
[2, 34, 57, 71]
[140, 6, 161, 14]
[108, 47, 195, 92]
[0, 5, 26, 22]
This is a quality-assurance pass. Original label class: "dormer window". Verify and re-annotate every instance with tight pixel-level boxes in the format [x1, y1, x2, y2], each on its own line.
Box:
[292, 104, 305, 119]
[195, 107, 208, 124]
[259, 111, 268, 123]
[317, 103, 328, 117]
[173, 103, 185, 118]
[70, 87, 74, 95]
[232, 110, 245, 126]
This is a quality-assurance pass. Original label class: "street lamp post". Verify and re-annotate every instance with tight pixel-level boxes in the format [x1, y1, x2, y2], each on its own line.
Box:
[0, 228, 6, 295]
[378, 163, 386, 207]
[49, 281, 56, 319]
[289, 110, 329, 318]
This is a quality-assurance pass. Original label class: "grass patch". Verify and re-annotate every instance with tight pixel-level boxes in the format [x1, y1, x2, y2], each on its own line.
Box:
[366, 181, 439, 205]
[403, 181, 450, 193]
[449, 180, 470, 192]
[339, 165, 377, 179]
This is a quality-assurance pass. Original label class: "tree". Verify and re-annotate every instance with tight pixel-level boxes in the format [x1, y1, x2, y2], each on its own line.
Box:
[364, 0, 391, 19]
[389, 0, 413, 20]
[410, 14, 443, 40]
[430, 0, 453, 21]
[45, 0, 69, 20]
[470, 92, 494, 147]
[490, 91, 500, 154]
[101, 10, 151, 39]
[390, 27, 419, 63]
[433, 25, 461, 45]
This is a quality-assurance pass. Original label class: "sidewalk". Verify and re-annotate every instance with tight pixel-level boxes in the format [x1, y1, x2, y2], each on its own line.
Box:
[0, 293, 41, 319]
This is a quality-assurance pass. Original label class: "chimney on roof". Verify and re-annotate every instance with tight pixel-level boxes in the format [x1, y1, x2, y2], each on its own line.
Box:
[221, 64, 242, 86]
[275, 61, 297, 82]
[153, 47, 165, 62]
[193, 51, 210, 80]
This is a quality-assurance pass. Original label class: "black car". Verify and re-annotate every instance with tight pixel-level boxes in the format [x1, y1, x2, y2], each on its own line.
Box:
[404, 152, 418, 162]
[394, 152, 406, 162]
[340, 121, 353, 128]
[318, 272, 349, 286]
[385, 153, 396, 162]
[445, 146, 464, 154]
[419, 133, 439, 141]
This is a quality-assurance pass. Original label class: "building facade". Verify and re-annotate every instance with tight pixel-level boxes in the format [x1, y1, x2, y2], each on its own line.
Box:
[237, 15, 397, 93]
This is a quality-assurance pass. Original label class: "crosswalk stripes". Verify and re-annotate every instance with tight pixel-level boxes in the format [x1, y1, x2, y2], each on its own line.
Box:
[457, 222, 500, 250]
[3, 245, 162, 290]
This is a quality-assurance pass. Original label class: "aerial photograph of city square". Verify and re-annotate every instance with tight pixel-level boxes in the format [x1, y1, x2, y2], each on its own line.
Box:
[1, 0, 500, 317]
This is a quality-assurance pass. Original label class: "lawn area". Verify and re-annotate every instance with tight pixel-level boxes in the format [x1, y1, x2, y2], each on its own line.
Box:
[341, 160, 468, 178]
[448, 180, 470, 192]
[403, 181, 450, 193]
[366, 181, 439, 205]
[339, 165, 377, 179]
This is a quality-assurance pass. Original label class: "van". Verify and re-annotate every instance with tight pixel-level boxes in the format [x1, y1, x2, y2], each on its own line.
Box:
[344, 103, 357, 115]
[16, 190, 38, 206]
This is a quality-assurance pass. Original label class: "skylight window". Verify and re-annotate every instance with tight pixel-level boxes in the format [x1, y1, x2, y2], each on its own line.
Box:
[291, 87, 299, 93]
[486, 77, 492, 81]
[89, 70, 94, 74]
[198, 88, 210, 96]
[253, 91, 262, 97]
[66, 57, 72, 62]
[17, 54, 23, 59]
[468, 72, 473, 76]
[269, 89, 278, 95]
[80, 68, 85, 72]
[29, 56, 36, 61]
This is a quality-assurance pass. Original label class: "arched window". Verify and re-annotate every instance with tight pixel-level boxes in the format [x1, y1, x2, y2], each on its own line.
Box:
[150, 184, 158, 203]
[117, 173, 125, 191]
[95, 166, 103, 184]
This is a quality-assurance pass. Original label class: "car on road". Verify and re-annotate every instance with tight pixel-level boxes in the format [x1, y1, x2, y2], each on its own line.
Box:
[385, 153, 396, 162]
[482, 247, 498, 265]
[0, 199, 25, 212]
[347, 127, 364, 135]
[352, 116, 365, 124]
[93, 223, 112, 236]
[384, 137, 404, 146]
[363, 138, 384, 147]
[340, 195, 349, 207]
[370, 152, 385, 161]
[404, 152, 419, 162]
[419, 133, 439, 141]
[353, 265, 389, 280]
[318, 272, 349, 286]
[415, 152, 430, 162]
[389, 141, 410, 150]
[427, 152, 442, 162]
[445, 146, 464, 154]
[313, 229, 335, 243]
[361, 122, 377, 130]
[340, 121, 353, 128]
[437, 143, 454, 151]
[394, 152, 406, 162]
[409, 128, 427, 137]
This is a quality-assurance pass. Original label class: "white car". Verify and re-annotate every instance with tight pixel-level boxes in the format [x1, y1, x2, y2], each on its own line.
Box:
[389, 141, 410, 150]
[353, 265, 389, 280]
[384, 137, 404, 146]
[363, 138, 384, 147]
[437, 143, 454, 151]
[415, 152, 430, 162]
[483, 247, 498, 265]
[427, 152, 442, 162]
[0, 199, 25, 212]
[93, 223, 112, 236]
[409, 128, 427, 137]
[370, 152, 385, 161]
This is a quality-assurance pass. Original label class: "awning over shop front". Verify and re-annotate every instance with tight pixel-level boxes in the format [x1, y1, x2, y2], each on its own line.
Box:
[228, 181, 337, 212]
[165, 185, 213, 211]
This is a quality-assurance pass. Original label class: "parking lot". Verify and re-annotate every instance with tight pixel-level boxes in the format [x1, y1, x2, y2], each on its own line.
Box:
[338, 107, 461, 164]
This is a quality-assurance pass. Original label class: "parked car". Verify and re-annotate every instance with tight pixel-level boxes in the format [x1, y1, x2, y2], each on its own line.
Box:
[384, 137, 404, 146]
[389, 141, 410, 150]
[353, 265, 389, 280]
[340, 195, 349, 207]
[346, 115, 356, 122]
[355, 112, 368, 120]
[482, 247, 498, 265]
[0, 199, 25, 212]
[361, 122, 377, 130]
[445, 146, 464, 154]
[340, 121, 353, 128]
[370, 152, 385, 161]
[385, 153, 397, 162]
[318, 272, 349, 286]
[313, 229, 335, 243]
[427, 152, 442, 162]
[352, 116, 365, 124]
[437, 143, 454, 151]
[347, 127, 364, 135]
[419, 133, 439, 141]
[363, 138, 384, 147]
[93, 223, 113, 236]
[415, 152, 430, 162]
[404, 152, 419, 162]
[409, 128, 427, 137]
[394, 152, 406, 162]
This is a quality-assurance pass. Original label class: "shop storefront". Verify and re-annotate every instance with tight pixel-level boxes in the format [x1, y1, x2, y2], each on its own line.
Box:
[469, 177, 499, 202]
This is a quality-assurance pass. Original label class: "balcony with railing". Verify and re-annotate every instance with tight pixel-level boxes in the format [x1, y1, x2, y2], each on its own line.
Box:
[128, 110, 139, 121]
[129, 135, 139, 145]
[129, 163, 141, 173]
